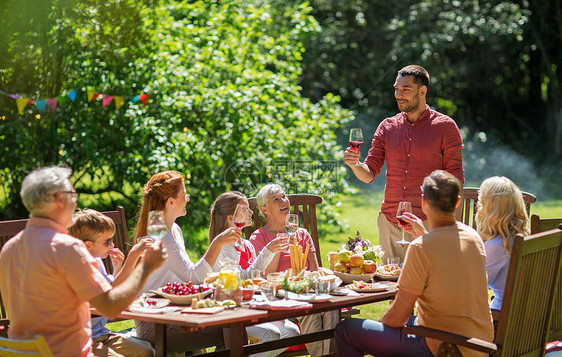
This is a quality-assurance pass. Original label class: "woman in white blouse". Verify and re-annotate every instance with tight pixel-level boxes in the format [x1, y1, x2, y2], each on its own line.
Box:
[209, 191, 299, 357]
[133, 171, 239, 352]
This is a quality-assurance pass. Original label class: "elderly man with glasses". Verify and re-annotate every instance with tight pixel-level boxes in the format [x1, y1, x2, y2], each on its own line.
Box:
[0, 166, 167, 356]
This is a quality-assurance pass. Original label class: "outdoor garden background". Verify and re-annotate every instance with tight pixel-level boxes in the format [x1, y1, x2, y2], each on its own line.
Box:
[2, 0, 562, 323]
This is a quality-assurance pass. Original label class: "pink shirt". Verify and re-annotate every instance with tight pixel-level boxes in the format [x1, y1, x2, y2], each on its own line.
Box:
[0, 218, 112, 357]
[249, 227, 316, 272]
[364, 105, 464, 223]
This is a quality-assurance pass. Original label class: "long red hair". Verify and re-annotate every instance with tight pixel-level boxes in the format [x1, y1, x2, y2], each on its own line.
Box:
[134, 171, 184, 242]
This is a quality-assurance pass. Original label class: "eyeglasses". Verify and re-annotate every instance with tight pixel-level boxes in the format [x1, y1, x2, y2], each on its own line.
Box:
[94, 238, 113, 247]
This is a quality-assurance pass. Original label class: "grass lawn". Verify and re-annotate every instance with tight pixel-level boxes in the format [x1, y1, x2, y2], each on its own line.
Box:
[107, 189, 562, 333]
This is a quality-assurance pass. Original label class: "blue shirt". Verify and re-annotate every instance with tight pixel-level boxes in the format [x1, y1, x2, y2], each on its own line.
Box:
[91, 257, 114, 338]
[485, 235, 510, 310]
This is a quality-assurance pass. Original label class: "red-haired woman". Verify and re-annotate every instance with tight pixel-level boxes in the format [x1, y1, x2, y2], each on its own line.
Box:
[133, 171, 239, 352]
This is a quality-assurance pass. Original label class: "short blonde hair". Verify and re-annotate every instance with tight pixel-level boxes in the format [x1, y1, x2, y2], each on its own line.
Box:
[475, 176, 528, 253]
[70, 209, 116, 242]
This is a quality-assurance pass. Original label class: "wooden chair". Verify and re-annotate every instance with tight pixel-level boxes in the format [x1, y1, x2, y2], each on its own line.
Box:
[459, 187, 536, 229]
[98, 206, 131, 273]
[247, 194, 323, 266]
[530, 217, 562, 342]
[403, 226, 562, 356]
[531, 214, 562, 234]
[0, 334, 54, 356]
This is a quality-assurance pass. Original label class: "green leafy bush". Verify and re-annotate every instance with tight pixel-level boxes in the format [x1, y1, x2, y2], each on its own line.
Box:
[0, 0, 353, 251]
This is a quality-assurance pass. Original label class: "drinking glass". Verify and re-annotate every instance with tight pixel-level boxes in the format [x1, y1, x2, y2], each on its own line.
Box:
[267, 272, 285, 298]
[277, 232, 291, 254]
[349, 128, 364, 151]
[147, 210, 167, 246]
[396, 201, 412, 249]
[349, 128, 364, 166]
[232, 204, 250, 250]
[285, 214, 299, 236]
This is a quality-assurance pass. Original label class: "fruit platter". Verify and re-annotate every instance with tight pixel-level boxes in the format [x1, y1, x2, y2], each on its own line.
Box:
[329, 231, 384, 284]
[151, 281, 213, 305]
[375, 263, 402, 281]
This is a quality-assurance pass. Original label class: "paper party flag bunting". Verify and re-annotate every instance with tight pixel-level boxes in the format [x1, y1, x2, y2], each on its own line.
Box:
[114, 96, 125, 110]
[87, 90, 101, 102]
[16, 98, 29, 114]
[102, 95, 114, 107]
[46, 98, 58, 113]
[57, 95, 69, 107]
[138, 93, 150, 106]
[36, 100, 47, 113]
[67, 89, 77, 102]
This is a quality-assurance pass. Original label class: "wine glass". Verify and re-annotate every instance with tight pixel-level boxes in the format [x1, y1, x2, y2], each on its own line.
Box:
[349, 128, 364, 151]
[285, 213, 299, 235]
[349, 128, 363, 166]
[147, 210, 167, 246]
[396, 201, 412, 249]
[232, 204, 250, 250]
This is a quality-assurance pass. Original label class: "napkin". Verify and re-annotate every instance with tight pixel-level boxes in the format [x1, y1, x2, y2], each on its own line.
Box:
[249, 300, 313, 310]
[337, 288, 361, 296]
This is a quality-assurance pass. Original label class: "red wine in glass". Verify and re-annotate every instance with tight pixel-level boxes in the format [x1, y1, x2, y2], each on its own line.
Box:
[232, 204, 249, 249]
[349, 141, 364, 151]
[349, 128, 363, 152]
[233, 220, 245, 230]
[396, 201, 412, 246]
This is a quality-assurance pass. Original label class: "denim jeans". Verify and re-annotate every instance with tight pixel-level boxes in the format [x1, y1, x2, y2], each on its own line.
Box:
[335, 316, 433, 357]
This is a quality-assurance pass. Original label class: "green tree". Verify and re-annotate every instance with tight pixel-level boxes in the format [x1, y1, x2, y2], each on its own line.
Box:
[299, 0, 562, 162]
[0, 0, 353, 238]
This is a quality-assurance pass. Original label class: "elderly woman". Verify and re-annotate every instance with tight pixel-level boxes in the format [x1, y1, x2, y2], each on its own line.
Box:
[133, 170, 239, 352]
[249, 184, 319, 274]
[249, 184, 335, 357]
[475, 176, 529, 311]
[209, 191, 299, 357]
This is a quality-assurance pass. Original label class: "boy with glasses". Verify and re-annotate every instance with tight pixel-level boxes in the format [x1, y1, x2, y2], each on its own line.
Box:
[70, 209, 155, 357]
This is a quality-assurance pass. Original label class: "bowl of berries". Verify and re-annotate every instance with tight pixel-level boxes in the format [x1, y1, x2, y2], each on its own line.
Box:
[151, 281, 213, 305]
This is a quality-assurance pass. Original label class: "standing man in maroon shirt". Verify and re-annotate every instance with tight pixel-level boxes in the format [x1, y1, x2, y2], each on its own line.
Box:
[343, 65, 464, 262]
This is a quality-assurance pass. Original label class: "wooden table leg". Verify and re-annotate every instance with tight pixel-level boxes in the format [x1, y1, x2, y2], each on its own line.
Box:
[155, 323, 167, 357]
[229, 323, 244, 357]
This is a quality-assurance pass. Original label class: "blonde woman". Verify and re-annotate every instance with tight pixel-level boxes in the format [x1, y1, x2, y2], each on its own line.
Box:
[475, 176, 529, 311]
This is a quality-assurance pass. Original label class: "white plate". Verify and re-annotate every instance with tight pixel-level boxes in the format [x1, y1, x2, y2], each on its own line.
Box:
[345, 283, 388, 293]
[284, 292, 332, 303]
[129, 306, 179, 314]
[333, 271, 375, 284]
[375, 274, 399, 281]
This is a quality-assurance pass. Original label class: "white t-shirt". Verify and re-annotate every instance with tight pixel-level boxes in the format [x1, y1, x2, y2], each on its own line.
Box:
[141, 223, 211, 292]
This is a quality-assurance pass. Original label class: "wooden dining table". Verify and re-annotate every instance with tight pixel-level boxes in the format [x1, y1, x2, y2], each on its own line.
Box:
[100, 281, 397, 357]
